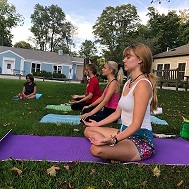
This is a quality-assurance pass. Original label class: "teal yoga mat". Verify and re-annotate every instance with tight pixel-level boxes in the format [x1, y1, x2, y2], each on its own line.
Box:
[40, 114, 168, 125]
[45, 104, 72, 111]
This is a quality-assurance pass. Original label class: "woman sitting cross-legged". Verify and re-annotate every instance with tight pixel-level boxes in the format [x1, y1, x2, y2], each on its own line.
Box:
[69, 63, 101, 111]
[82, 43, 158, 162]
[80, 61, 123, 123]
[18, 74, 37, 99]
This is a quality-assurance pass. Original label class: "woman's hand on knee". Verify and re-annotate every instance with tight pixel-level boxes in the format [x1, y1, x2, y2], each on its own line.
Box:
[82, 119, 97, 127]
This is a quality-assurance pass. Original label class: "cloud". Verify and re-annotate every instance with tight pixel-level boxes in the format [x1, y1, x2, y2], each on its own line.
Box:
[66, 14, 95, 51]
[66, 14, 94, 41]
[11, 26, 34, 45]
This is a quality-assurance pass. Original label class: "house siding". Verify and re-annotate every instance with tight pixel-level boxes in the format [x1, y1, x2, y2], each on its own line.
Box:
[62, 65, 70, 78]
[24, 61, 32, 75]
[153, 55, 189, 76]
[41, 63, 53, 73]
[0, 46, 84, 80]
[0, 52, 22, 74]
[76, 65, 83, 80]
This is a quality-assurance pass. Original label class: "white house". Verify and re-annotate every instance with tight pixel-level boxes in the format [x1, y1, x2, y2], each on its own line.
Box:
[153, 44, 189, 79]
[0, 46, 84, 80]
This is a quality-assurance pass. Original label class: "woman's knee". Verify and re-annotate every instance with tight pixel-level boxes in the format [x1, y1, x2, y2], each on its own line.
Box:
[84, 127, 91, 137]
[90, 145, 103, 157]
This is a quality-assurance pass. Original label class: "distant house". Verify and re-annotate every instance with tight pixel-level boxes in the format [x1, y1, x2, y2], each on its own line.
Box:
[0, 46, 84, 80]
[153, 44, 189, 79]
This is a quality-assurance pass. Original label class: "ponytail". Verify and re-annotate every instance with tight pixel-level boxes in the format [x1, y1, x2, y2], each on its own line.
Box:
[117, 67, 124, 84]
[146, 73, 158, 113]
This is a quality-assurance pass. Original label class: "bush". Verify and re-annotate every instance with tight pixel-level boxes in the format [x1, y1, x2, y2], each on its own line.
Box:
[53, 72, 66, 78]
[33, 70, 52, 78]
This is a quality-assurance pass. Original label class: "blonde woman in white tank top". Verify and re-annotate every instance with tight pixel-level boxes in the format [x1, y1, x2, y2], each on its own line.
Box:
[82, 43, 158, 162]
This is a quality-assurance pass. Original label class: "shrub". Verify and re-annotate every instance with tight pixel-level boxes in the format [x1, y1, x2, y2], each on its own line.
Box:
[33, 70, 52, 78]
[53, 72, 66, 78]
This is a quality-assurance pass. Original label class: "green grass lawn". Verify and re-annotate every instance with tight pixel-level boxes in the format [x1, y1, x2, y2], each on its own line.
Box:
[0, 78, 189, 188]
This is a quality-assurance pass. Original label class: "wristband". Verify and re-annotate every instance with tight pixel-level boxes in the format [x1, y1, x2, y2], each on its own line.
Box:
[109, 135, 118, 147]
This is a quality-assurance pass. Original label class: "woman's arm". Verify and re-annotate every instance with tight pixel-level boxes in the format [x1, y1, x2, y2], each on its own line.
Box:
[82, 93, 104, 111]
[88, 93, 104, 108]
[22, 86, 26, 93]
[82, 81, 118, 118]
[116, 80, 152, 142]
[72, 94, 85, 99]
[73, 92, 93, 103]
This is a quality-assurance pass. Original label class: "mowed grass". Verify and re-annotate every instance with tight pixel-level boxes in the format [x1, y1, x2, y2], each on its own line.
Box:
[0, 78, 189, 189]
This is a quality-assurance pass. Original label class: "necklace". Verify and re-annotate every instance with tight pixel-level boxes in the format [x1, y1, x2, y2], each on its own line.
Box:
[129, 73, 144, 88]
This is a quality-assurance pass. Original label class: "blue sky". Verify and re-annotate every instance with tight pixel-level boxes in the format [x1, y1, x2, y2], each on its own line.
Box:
[8, 0, 189, 50]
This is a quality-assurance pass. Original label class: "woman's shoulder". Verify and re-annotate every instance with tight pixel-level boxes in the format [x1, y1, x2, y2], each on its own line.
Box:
[133, 79, 152, 93]
[90, 76, 99, 83]
[135, 79, 152, 88]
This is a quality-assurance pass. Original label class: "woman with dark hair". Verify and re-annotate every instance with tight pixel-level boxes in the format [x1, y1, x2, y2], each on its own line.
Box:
[69, 64, 101, 110]
[19, 74, 37, 99]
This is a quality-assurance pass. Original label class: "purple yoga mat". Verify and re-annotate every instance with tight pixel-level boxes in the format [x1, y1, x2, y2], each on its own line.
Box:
[0, 130, 189, 165]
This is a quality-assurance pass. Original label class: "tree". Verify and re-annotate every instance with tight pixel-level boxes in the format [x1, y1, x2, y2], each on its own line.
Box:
[30, 4, 77, 52]
[93, 4, 140, 62]
[14, 41, 33, 49]
[147, 7, 181, 54]
[0, 0, 23, 46]
[177, 9, 189, 45]
[79, 40, 97, 58]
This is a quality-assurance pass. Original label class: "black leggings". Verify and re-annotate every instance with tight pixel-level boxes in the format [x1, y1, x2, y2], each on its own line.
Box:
[71, 98, 91, 111]
[82, 107, 117, 122]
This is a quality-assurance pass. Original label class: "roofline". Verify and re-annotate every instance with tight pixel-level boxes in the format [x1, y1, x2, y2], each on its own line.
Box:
[153, 54, 189, 59]
[0, 50, 24, 59]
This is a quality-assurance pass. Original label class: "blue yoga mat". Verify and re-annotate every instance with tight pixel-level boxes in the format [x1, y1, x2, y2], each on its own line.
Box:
[36, 93, 42, 99]
[40, 114, 168, 125]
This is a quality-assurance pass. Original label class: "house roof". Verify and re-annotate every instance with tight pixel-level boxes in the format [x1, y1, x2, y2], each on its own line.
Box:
[71, 56, 84, 63]
[0, 46, 83, 64]
[153, 44, 189, 59]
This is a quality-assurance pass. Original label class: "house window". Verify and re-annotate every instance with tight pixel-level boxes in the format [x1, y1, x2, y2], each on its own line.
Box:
[164, 64, 170, 70]
[31, 63, 41, 73]
[178, 63, 186, 80]
[7, 64, 11, 69]
[157, 64, 163, 70]
[53, 66, 62, 73]
[157, 64, 163, 77]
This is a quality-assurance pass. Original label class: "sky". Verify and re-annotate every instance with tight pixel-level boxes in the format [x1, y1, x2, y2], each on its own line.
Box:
[8, 0, 189, 51]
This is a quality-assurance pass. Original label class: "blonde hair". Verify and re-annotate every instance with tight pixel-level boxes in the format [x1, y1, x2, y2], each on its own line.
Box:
[123, 43, 158, 112]
[106, 61, 124, 84]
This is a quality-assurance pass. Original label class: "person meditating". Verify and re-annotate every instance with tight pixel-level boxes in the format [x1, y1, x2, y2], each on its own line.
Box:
[82, 43, 158, 162]
[18, 74, 37, 99]
[69, 63, 101, 111]
[81, 61, 123, 122]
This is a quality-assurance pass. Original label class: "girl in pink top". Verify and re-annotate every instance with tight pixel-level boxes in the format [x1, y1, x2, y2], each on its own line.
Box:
[81, 61, 123, 122]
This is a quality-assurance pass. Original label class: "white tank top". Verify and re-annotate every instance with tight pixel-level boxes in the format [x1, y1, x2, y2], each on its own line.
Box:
[118, 79, 152, 130]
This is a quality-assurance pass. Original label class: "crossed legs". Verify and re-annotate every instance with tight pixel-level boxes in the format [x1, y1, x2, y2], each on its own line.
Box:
[84, 127, 141, 162]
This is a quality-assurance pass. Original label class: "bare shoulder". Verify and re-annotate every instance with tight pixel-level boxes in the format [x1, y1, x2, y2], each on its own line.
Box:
[134, 79, 152, 95]
[137, 79, 151, 88]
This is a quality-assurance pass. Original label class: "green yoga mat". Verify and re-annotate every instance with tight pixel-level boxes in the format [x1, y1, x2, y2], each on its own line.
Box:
[45, 104, 72, 111]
